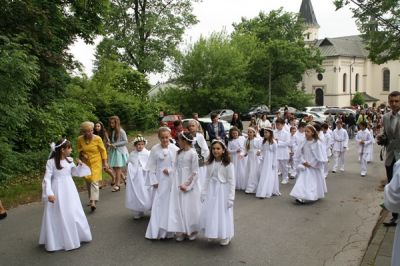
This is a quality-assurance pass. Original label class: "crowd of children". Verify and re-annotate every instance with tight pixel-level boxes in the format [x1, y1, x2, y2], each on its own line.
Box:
[39, 112, 379, 251]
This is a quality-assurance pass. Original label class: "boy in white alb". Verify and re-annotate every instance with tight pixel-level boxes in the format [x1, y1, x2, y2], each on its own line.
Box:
[355, 121, 373, 176]
[274, 118, 291, 184]
[331, 120, 349, 173]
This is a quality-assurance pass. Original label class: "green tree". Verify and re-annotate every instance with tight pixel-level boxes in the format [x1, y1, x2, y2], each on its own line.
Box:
[101, 0, 198, 74]
[351, 92, 365, 106]
[231, 8, 323, 109]
[334, 0, 400, 64]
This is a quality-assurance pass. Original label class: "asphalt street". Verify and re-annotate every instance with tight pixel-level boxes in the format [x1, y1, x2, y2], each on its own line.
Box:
[0, 133, 385, 266]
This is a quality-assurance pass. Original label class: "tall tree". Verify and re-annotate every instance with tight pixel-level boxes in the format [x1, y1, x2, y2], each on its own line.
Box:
[101, 0, 198, 74]
[334, 0, 400, 64]
[0, 0, 109, 105]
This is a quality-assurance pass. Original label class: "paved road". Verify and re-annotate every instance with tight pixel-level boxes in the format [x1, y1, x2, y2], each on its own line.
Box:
[0, 133, 385, 266]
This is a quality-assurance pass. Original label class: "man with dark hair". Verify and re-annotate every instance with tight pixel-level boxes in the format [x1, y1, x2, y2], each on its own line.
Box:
[206, 113, 225, 142]
[380, 91, 400, 226]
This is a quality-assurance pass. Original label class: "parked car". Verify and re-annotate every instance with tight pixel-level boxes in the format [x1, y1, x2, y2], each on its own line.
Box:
[294, 111, 325, 125]
[160, 114, 183, 129]
[205, 109, 234, 123]
[183, 118, 231, 141]
[241, 105, 270, 121]
[324, 108, 356, 116]
[304, 106, 328, 114]
[273, 106, 297, 114]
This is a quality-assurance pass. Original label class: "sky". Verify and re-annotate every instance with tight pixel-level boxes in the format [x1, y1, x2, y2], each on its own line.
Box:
[69, 0, 360, 83]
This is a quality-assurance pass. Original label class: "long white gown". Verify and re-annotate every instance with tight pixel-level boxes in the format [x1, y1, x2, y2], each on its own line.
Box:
[39, 158, 92, 251]
[200, 161, 235, 240]
[228, 136, 246, 190]
[168, 149, 200, 234]
[290, 140, 328, 201]
[125, 149, 152, 214]
[145, 144, 179, 239]
[256, 141, 280, 198]
[384, 160, 400, 266]
[244, 137, 262, 193]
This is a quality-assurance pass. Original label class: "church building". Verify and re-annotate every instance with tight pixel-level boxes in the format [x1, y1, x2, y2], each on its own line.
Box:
[299, 0, 400, 107]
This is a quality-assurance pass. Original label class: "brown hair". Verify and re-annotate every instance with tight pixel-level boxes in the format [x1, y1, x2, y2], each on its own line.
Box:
[177, 132, 193, 154]
[207, 141, 231, 166]
[262, 129, 274, 145]
[305, 125, 319, 141]
[49, 139, 72, 170]
[109, 116, 121, 141]
[229, 126, 241, 140]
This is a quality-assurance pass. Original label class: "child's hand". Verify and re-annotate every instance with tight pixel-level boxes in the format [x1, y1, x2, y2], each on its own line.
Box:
[153, 184, 159, 189]
[163, 169, 169, 175]
[77, 159, 83, 165]
[179, 184, 188, 192]
[303, 162, 311, 168]
[360, 140, 365, 145]
[48, 195, 56, 203]
[238, 155, 244, 160]
[227, 199, 234, 209]
[256, 151, 261, 156]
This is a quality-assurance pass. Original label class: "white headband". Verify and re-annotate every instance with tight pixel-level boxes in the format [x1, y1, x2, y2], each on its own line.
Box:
[247, 127, 257, 133]
[159, 126, 171, 132]
[49, 139, 67, 159]
[211, 139, 227, 149]
[179, 132, 194, 143]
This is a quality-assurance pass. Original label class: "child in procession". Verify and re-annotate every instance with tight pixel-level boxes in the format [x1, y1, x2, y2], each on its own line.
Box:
[331, 120, 349, 173]
[275, 118, 291, 184]
[168, 132, 200, 241]
[355, 121, 373, 177]
[321, 123, 332, 178]
[39, 139, 92, 251]
[227, 127, 246, 190]
[256, 127, 280, 199]
[244, 127, 262, 193]
[145, 127, 179, 240]
[289, 126, 298, 179]
[290, 125, 328, 204]
[200, 140, 235, 246]
[125, 135, 152, 219]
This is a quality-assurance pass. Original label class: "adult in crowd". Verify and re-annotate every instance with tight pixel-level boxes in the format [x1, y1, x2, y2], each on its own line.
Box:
[257, 114, 271, 130]
[346, 112, 357, 139]
[0, 200, 7, 220]
[230, 112, 243, 132]
[206, 113, 225, 142]
[192, 113, 204, 134]
[77, 121, 108, 211]
[379, 91, 400, 227]
[93, 121, 115, 188]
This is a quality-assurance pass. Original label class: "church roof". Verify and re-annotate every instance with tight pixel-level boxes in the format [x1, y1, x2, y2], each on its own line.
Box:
[299, 0, 319, 27]
[360, 92, 379, 102]
[315, 35, 368, 58]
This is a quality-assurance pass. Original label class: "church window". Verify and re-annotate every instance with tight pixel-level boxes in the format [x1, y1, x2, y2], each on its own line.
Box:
[355, 74, 359, 92]
[383, 69, 390, 91]
[317, 73, 323, 81]
[343, 73, 347, 92]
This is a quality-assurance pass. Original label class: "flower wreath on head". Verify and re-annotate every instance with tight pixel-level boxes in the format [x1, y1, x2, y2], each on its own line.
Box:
[133, 134, 148, 146]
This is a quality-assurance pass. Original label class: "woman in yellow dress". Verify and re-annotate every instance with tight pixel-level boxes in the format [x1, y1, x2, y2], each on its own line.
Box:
[77, 121, 108, 211]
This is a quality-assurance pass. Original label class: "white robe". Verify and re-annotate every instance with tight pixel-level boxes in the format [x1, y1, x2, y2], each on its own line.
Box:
[201, 161, 235, 240]
[39, 158, 92, 251]
[125, 149, 152, 214]
[256, 141, 280, 198]
[367, 129, 375, 162]
[145, 144, 179, 239]
[355, 129, 373, 175]
[228, 136, 247, 190]
[331, 128, 349, 153]
[244, 137, 262, 193]
[168, 149, 200, 234]
[384, 160, 400, 266]
[290, 140, 328, 201]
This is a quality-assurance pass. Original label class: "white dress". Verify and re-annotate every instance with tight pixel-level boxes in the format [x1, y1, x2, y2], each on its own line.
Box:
[39, 158, 92, 251]
[228, 136, 246, 190]
[384, 160, 400, 266]
[125, 149, 152, 214]
[256, 141, 280, 198]
[200, 161, 235, 240]
[290, 140, 328, 201]
[168, 149, 200, 234]
[145, 144, 179, 239]
[193, 133, 209, 190]
[244, 138, 262, 193]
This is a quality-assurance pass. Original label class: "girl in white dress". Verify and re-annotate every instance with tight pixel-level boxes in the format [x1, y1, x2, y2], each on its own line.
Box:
[125, 135, 152, 219]
[187, 119, 209, 190]
[168, 132, 200, 241]
[244, 127, 262, 193]
[290, 125, 328, 204]
[275, 118, 291, 184]
[289, 126, 298, 179]
[145, 127, 179, 240]
[39, 139, 92, 251]
[227, 127, 246, 190]
[256, 127, 280, 199]
[201, 140, 235, 246]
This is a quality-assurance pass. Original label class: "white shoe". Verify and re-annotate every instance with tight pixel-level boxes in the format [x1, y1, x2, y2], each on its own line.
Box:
[133, 215, 142, 220]
[361, 173, 366, 177]
[188, 234, 197, 241]
[340, 168, 344, 172]
[175, 234, 185, 242]
[281, 180, 288, 184]
[219, 238, 230, 246]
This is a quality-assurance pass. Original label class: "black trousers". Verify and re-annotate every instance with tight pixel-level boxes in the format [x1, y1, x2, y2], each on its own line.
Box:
[386, 158, 399, 220]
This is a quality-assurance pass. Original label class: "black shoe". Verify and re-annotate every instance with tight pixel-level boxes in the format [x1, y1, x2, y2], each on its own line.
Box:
[295, 198, 305, 204]
[383, 220, 397, 227]
[0, 212, 7, 220]
[90, 205, 96, 212]
[332, 171, 336, 173]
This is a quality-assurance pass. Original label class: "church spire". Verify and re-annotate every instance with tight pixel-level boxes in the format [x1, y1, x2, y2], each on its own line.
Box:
[299, 0, 319, 27]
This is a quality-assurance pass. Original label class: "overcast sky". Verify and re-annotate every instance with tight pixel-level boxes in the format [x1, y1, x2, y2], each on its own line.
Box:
[70, 0, 359, 83]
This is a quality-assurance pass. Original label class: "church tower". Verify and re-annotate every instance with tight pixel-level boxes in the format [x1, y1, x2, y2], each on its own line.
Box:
[299, 0, 320, 42]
